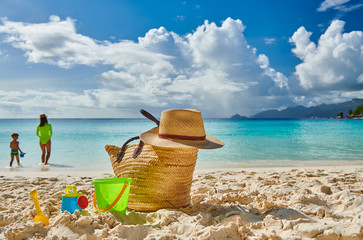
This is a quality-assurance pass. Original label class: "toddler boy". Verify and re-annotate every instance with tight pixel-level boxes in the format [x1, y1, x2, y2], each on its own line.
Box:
[10, 133, 23, 167]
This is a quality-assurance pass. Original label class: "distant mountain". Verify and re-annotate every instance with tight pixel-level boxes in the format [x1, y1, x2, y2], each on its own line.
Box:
[231, 98, 363, 119]
[230, 114, 249, 120]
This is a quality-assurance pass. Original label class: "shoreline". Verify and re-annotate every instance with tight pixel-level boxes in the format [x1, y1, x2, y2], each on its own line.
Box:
[1, 161, 362, 177]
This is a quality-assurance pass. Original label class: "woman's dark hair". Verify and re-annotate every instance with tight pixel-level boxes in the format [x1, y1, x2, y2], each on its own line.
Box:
[40, 117, 48, 127]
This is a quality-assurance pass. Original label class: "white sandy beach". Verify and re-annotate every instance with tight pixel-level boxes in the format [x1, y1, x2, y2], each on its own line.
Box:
[0, 165, 362, 240]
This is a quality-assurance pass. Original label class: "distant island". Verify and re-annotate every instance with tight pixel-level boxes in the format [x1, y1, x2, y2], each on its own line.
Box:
[231, 98, 363, 119]
[336, 102, 363, 119]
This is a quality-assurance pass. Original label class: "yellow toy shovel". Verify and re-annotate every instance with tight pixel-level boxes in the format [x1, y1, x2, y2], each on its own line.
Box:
[29, 189, 49, 226]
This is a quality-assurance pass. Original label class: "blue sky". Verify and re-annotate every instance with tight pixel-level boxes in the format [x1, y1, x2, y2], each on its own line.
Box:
[0, 0, 362, 118]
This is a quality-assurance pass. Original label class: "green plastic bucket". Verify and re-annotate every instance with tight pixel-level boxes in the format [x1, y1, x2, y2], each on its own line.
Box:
[92, 178, 132, 214]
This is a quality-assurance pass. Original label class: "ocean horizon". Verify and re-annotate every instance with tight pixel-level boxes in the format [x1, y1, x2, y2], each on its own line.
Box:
[1, 118, 363, 172]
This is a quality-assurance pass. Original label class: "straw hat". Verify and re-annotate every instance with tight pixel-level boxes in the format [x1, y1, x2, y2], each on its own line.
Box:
[140, 109, 224, 149]
[39, 114, 47, 118]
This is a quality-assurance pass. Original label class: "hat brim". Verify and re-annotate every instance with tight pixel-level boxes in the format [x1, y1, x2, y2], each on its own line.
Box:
[140, 127, 224, 149]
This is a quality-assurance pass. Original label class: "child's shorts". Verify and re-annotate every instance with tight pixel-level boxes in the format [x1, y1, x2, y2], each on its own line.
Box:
[11, 150, 19, 155]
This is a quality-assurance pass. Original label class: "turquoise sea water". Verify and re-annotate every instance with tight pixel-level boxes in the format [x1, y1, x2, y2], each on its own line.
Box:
[1, 118, 363, 172]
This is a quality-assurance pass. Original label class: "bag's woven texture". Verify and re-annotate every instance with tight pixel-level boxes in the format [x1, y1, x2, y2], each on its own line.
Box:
[105, 143, 198, 212]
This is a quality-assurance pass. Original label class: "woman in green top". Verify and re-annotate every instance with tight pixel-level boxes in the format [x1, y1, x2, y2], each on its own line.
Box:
[36, 114, 52, 165]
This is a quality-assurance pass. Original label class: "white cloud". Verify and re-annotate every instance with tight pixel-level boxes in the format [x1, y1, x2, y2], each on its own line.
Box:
[334, 3, 363, 12]
[0, 15, 172, 69]
[176, 15, 186, 21]
[317, 0, 350, 12]
[292, 90, 363, 108]
[290, 20, 363, 92]
[317, 0, 363, 13]
[0, 48, 7, 59]
[0, 88, 167, 118]
[264, 37, 277, 45]
[0, 16, 290, 117]
[257, 54, 288, 89]
[358, 74, 363, 83]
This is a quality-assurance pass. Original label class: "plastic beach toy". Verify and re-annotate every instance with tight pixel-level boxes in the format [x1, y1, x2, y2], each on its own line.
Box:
[20, 152, 25, 158]
[92, 178, 132, 214]
[29, 189, 49, 226]
[61, 186, 89, 214]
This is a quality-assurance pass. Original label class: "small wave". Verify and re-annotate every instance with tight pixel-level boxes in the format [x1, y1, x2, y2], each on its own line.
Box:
[5, 165, 22, 171]
[36, 163, 73, 168]
[46, 163, 73, 168]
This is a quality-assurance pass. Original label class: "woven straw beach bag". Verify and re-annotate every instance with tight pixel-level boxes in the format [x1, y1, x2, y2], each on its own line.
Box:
[105, 142, 198, 212]
[105, 109, 223, 212]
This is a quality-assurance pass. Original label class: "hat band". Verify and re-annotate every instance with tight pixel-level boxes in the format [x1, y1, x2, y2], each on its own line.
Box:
[159, 133, 206, 141]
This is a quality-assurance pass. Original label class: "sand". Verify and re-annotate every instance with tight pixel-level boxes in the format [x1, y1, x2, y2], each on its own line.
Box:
[0, 166, 362, 240]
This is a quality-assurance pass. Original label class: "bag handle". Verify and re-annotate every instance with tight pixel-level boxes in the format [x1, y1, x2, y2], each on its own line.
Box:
[93, 183, 129, 212]
[116, 136, 140, 162]
[140, 109, 160, 126]
[133, 140, 144, 158]
[116, 109, 159, 162]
